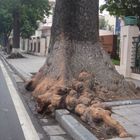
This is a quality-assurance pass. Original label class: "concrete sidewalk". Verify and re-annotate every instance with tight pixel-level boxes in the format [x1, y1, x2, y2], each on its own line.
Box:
[3, 53, 140, 140]
[6, 54, 46, 80]
[110, 104, 140, 140]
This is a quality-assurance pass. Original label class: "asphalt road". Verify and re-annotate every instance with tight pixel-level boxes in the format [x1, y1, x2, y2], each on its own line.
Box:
[0, 66, 25, 140]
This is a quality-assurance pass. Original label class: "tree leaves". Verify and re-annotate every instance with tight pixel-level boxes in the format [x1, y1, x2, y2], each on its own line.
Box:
[0, 0, 50, 38]
[100, 0, 140, 17]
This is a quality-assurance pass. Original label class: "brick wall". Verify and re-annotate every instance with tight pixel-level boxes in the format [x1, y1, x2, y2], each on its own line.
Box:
[100, 35, 118, 58]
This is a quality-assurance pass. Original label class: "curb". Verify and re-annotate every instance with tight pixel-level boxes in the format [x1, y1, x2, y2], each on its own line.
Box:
[55, 110, 98, 140]
[0, 52, 30, 82]
[103, 100, 140, 107]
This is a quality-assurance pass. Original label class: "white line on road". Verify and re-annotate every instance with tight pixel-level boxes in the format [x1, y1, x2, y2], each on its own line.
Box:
[0, 60, 40, 140]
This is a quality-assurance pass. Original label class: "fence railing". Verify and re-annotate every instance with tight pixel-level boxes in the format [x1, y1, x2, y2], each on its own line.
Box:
[131, 36, 140, 74]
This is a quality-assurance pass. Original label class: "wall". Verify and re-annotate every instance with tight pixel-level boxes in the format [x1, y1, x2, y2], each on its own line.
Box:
[100, 35, 118, 58]
[116, 25, 140, 81]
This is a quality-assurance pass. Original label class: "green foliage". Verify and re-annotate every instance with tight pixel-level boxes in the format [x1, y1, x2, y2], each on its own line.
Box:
[20, 6, 40, 38]
[0, 0, 51, 38]
[0, 1, 13, 47]
[0, 6, 12, 36]
[100, 0, 140, 17]
[112, 59, 120, 65]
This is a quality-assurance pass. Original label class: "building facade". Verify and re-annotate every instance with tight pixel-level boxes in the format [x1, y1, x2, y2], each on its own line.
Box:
[20, 0, 55, 56]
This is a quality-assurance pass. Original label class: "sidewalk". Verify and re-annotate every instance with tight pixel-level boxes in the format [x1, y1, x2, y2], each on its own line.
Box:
[3, 53, 140, 140]
[126, 78, 140, 87]
[110, 104, 140, 140]
[7, 54, 46, 80]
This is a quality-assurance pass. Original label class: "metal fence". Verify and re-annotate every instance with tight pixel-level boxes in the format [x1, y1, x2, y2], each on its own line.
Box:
[131, 36, 140, 74]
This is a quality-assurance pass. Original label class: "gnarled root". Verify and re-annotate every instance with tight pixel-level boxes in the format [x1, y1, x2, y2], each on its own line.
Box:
[75, 104, 129, 138]
[25, 67, 45, 91]
[27, 71, 130, 138]
[35, 82, 69, 113]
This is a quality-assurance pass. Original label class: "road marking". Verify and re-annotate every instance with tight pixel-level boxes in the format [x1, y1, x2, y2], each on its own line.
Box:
[0, 60, 40, 140]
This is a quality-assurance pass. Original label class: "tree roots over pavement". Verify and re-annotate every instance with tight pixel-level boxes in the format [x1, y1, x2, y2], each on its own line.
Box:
[25, 39, 140, 139]
[26, 69, 138, 138]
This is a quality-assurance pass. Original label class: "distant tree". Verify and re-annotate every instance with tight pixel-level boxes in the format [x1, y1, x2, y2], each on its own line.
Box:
[0, 6, 12, 53]
[20, 7, 40, 39]
[100, 0, 140, 17]
[0, 0, 50, 56]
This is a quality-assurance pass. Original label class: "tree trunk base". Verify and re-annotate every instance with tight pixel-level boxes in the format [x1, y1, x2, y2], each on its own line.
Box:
[25, 41, 139, 138]
[25, 71, 134, 138]
[7, 52, 25, 59]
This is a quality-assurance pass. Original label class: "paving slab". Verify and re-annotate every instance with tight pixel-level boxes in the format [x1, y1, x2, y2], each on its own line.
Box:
[111, 104, 140, 139]
[109, 137, 133, 140]
[7, 54, 46, 77]
[43, 125, 66, 135]
[50, 136, 72, 140]
[135, 136, 140, 140]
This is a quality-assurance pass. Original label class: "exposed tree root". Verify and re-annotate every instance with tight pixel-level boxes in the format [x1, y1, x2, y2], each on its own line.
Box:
[25, 68, 45, 91]
[25, 71, 135, 138]
[75, 104, 128, 138]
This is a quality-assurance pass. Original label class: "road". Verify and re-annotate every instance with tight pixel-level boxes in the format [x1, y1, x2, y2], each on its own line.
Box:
[0, 63, 25, 140]
[0, 59, 39, 140]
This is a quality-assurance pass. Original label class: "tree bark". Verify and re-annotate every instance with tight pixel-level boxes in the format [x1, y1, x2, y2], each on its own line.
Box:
[3, 33, 8, 48]
[50, 0, 99, 43]
[3, 33, 11, 54]
[7, 10, 25, 58]
[26, 0, 139, 138]
[13, 9, 20, 50]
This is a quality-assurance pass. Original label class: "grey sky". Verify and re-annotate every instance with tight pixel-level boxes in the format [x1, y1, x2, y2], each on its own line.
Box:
[99, 0, 105, 6]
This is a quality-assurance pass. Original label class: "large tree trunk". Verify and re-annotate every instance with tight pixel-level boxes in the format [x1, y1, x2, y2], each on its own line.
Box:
[26, 0, 139, 138]
[3, 33, 8, 48]
[13, 9, 20, 51]
[3, 33, 11, 54]
[8, 9, 24, 58]
[3, 33, 8, 52]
